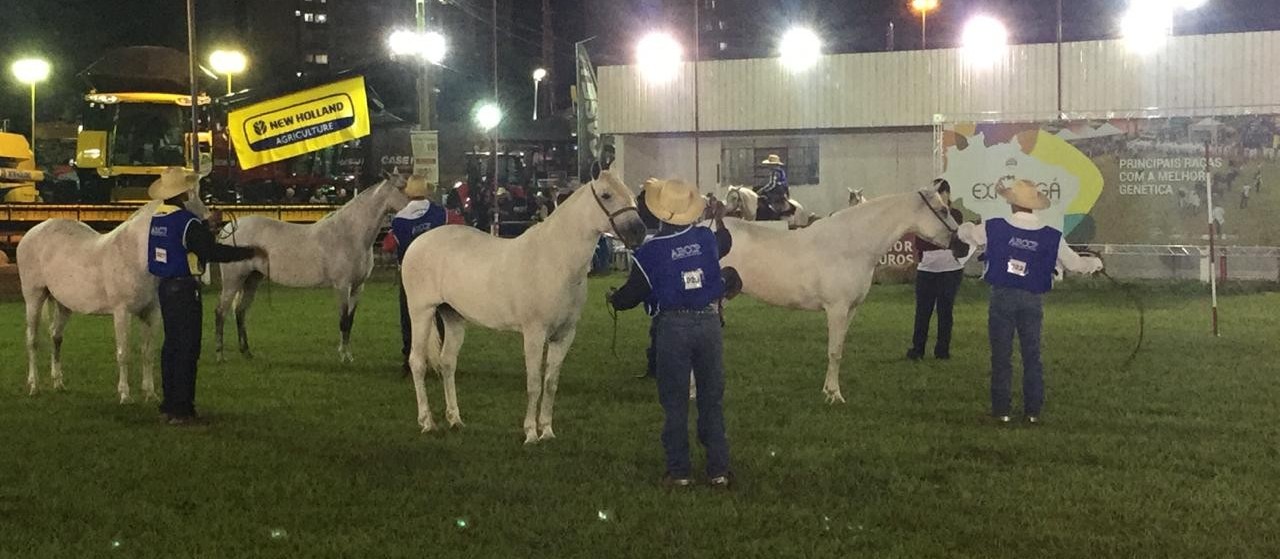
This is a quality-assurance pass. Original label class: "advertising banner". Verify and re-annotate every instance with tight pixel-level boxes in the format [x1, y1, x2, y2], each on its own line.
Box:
[576, 43, 601, 181]
[228, 77, 371, 170]
[942, 116, 1280, 246]
[410, 130, 440, 189]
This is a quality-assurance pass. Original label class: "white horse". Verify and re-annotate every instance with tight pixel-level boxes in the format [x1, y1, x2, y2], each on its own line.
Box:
[402, 171, 646, 443]
[723, 185, 818, 228]
[720, 189, 957, 403]
[17, 195, 208, 402]
[215, 176, 409, 362]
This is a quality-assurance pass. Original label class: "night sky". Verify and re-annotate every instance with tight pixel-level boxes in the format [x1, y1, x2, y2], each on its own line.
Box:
[2, 0, 1278, 134]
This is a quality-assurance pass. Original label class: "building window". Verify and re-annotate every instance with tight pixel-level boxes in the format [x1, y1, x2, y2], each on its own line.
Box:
[720, 141, 820, 186]
[316, 13, 327, 23]
[315, 53, 329, 64]
[303, 12, 314, 22]
[719, 42, 728, 52]
[295, 9, 301, 16]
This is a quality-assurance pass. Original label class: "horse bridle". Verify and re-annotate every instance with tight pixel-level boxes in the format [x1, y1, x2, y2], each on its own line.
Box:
[917, 191, 959, 235]
[590, 182, 642, 248]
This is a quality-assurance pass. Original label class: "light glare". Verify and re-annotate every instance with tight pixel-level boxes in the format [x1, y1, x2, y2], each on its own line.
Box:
[1122, 0, 1173, 54]
[475, 102, 503, 132]
[11, 58, 51, 84]
[636, 32, 683, 84]
[209, 50, 247, 75]
[389, 30, 446, 64]
[533, 68, 547, 81]
[961, 16, 1008, 66]
[778, 27, 822, 72]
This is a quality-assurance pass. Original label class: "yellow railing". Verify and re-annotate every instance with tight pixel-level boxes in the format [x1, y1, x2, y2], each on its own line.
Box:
[0, 203, 340, 225]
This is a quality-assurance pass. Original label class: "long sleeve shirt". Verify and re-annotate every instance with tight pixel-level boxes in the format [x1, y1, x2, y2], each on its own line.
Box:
[185, 220, 256, 264]
[956, 212, 1101, 275]
[610, 223, 733, 311]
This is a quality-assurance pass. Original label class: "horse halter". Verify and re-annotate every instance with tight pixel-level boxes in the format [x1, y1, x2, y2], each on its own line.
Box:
[917, 191, 959, 235]
[590, 182, 642, 248]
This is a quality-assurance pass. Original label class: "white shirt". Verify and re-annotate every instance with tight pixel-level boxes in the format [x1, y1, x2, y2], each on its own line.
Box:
[918, 248, 967, 273]
[394, 199, 433, 220]
[956, 212, 1102, 275]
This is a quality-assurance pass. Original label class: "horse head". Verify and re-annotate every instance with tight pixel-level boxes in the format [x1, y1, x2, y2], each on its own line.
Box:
[589, 171, 647, 248]
[911, 188, 958, 248]
[723, 185, 757, 220]
[378, 172, 412, 214]
[847, 187, 867, 207]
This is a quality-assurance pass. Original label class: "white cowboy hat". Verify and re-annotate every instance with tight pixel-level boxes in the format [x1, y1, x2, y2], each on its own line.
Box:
[147, 167, 198, 201]
[643, 178, 705, 226]
[404, 175, 434, 198]
[760, 154, 784, 166]
[997, 179, 1050, 210]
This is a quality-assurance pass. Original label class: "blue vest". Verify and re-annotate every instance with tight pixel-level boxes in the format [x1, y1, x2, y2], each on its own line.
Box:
[148, 205, 202, 278]
[390, 200, 447, 262]
[982, 218, 1061, 294]
[632, 226, 724, 315]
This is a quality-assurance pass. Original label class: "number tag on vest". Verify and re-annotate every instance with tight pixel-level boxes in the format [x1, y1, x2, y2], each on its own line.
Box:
[682, 268, 704, 290]
[155, 248, 168, 263]
[1007, 258, 1027, 277]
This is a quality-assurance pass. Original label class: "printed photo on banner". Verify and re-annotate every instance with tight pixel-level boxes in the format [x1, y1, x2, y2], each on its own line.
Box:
[943, 116, 1280, 246]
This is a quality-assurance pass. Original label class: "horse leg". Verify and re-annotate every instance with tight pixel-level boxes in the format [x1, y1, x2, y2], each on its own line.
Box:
[822, 305, 856, 404]
[338, 282, 364, 363]
[334, 285, 354, 363]
[438, 308, 468, 429]
[537, 326, 577, 441]
[24, 290, 48, 395]
[138, 306, 159, 401]
[521, 329, 549, 444]
[112, 311, 132, 404]
[214, 270, 243, 362]
[48, 301, 72, 391]
[235, 272, 264, 359]
[408, 305, 438, 433]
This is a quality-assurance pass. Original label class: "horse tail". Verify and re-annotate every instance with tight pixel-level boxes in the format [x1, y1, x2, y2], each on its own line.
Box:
[422, 304, 453, 370]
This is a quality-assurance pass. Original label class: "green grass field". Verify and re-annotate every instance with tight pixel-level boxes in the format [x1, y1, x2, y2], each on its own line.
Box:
[2, 275, 1279, 558]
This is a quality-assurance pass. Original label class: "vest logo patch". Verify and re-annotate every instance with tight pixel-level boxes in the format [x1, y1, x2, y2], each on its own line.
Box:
[671, 244, 702, 260]
[411, 222, 434, 236]
[151, 226, 168, 236]
[1008, 237, 1039, 251]
[154, 247, 168, 263]
[682, 268, 704, 290]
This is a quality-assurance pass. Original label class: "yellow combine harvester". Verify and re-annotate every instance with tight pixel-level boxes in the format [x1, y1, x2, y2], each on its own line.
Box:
[0, 132, 43, 203]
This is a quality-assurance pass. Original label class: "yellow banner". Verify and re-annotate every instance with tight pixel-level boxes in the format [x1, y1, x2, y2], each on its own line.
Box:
[228, 76, 370, 170]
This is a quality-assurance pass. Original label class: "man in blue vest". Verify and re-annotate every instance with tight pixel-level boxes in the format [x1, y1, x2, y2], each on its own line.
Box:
[386, 175, 447, 376]
[956, 179, 1102, 424]
[608, 178, 741, 489]
[147, 168, 264, 425]
[756, 154, 791, 218]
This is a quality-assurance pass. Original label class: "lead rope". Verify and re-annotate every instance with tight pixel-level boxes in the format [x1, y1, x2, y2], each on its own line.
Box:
[605, 288, 620, 360]
[1079, 249, 1144, 368]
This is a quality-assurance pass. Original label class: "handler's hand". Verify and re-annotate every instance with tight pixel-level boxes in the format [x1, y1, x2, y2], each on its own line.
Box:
[1085, 256, 1104, 275]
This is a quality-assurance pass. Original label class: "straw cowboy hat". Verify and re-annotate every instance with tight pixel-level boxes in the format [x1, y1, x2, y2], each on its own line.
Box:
[997, 179, 1050, 210]
[760, 154, 785, 166]
[403, 175, 434, 198]
[643, 178, 705, 226]
[148, 167, 198, 201]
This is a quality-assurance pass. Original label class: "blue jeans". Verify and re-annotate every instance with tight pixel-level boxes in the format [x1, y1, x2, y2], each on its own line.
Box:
[653, 311, 730, 479]
[988, 286, 1044, 416]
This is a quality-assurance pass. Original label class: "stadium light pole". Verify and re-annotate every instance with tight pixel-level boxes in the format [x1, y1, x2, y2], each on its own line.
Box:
[209, 50, 247, 95]
[475, 102, 503, 235]
[910, 0, 940, 49]
[389, 29, 447, 129]
[532, 68, 547, 120]
[11, 58, 50, 163]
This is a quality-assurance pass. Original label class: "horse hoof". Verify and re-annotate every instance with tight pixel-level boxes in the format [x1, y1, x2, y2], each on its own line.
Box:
[538, 428, 556, 441]
[27, 385, 38, 396]
[448, 420, 465, 431]
[119, 394, 133, 405]
[144, 391, 159, 402]
[241, 350, 255, 360]
[215, 352, 225, 363]
[420, 422, 437, 434]
[523, 431, 539, 445]
[823, 392, 846, 405]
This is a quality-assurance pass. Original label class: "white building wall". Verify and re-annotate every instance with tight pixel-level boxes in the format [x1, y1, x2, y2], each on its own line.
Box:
[599, 31, 1280, 135]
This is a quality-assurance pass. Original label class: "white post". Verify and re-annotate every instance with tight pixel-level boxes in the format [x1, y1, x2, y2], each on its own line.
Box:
[1205, 142, 1219, 336]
